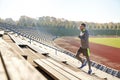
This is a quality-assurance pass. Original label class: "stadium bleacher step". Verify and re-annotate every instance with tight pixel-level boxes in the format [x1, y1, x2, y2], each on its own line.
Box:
[34, 59, 70, 80]
[0, 53, 8, 80]
[41, 59, 81, 80]
[0, 38, 47, 80]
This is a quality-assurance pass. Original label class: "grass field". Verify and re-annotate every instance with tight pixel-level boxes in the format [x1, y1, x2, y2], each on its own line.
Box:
[89, 38, 120, 48]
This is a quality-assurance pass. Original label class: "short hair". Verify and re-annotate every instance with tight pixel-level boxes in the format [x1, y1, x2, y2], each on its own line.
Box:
[81, 23, 86, 27]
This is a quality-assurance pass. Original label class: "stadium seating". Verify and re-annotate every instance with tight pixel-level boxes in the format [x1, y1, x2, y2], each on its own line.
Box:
[0, 22, 120, 79]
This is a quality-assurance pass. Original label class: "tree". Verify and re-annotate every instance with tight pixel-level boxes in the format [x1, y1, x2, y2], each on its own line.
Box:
[4, 18, 16, 25]
[0, 18, 4, 22]
[18, 16, 36, 27]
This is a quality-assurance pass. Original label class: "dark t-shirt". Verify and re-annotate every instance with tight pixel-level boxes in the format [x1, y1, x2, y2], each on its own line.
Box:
[79, 29, 89, 48]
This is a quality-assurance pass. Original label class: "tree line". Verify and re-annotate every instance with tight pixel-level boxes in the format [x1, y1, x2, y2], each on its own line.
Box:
[0, 16, 120, 30]
[0, 16, 120, 36]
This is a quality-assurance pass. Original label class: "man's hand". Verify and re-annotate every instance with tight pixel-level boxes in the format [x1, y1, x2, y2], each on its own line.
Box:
[80, 32, 84, 36]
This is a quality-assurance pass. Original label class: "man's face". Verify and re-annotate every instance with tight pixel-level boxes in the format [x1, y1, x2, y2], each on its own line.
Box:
[80, 25, 84, 30]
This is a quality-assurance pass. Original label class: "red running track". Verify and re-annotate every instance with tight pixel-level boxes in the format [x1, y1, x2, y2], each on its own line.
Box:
[89, 42, 120, 70]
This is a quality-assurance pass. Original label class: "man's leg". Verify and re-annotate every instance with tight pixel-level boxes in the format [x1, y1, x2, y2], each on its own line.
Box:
[75, 47, 83, 64]
[85, 48, 92, 74]
[76, 47, 88, 69]
[85, 55, 91, 70]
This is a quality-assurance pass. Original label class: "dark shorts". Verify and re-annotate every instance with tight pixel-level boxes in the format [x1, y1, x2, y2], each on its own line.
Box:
[77, 47, 90, 57]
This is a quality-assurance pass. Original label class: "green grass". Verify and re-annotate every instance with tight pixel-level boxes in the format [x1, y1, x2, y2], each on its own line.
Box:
[89, 38, 120, 48]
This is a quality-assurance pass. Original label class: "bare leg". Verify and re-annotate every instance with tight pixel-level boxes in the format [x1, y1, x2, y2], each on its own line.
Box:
[86, 55, 91, 70]
[76, 50, 84, 64]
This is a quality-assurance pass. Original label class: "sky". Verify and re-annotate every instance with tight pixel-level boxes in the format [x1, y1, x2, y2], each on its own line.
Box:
[0, 0, 120, 23]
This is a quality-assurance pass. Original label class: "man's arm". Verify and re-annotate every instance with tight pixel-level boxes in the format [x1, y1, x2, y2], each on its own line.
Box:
[78, 31, 88, 41]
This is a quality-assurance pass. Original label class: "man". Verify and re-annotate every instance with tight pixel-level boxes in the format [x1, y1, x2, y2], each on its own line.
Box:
[76, 23, 92, 74]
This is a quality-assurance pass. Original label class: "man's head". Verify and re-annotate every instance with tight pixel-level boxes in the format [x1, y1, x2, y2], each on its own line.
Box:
[80, 23, 86, 30]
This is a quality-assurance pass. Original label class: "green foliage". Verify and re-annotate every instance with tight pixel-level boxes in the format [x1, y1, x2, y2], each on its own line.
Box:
[88, 29, 120, 36]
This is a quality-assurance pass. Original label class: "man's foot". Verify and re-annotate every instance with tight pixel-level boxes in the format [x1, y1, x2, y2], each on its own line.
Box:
[88, 69, 92, 74]
[79, 60, 87, 69]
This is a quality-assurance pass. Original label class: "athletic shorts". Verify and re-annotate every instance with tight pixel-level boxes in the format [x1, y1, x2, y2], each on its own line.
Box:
[77, 47, 90, 57]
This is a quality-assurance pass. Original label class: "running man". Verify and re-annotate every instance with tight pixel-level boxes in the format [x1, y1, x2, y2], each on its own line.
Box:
[75, 23, 92, 74]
